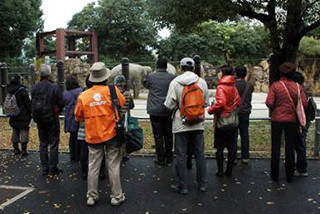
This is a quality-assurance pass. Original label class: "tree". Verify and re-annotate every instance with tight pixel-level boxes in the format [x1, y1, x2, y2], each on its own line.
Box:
[0, 0, 42, 61]
[68, 0, 158, 64]
[157, 21, 271, 65]
[147, 0, 320, 83]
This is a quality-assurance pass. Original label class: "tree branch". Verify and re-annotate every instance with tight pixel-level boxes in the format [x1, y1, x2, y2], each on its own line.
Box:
[300, 18, 320, 37]
[301, 0, 320, 17]
[237, 0, 270, 24]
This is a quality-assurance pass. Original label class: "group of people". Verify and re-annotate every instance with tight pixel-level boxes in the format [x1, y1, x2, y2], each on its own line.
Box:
[5, 57, 312, 207]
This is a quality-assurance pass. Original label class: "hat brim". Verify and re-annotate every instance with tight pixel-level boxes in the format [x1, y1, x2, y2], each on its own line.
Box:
[89, 70, 110, 83]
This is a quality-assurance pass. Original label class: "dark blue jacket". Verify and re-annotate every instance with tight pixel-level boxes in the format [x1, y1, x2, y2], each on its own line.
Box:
[143, 69, 175, 116]
[31, 79, 64, 119]
[63, 87, 82, 132]
[235, 79, 254, 114]
[8, 83, 32, 129]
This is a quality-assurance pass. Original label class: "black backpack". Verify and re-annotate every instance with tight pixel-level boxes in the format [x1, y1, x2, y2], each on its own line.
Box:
[32, 86, 55, 123]
[306, 97, 317, 122]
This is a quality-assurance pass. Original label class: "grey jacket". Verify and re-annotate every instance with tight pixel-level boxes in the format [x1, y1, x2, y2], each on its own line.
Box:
[164, 71, 209, 134]
[143, 69, 175, 116]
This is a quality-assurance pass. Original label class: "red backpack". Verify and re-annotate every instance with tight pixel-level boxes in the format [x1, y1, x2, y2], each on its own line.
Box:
[180, 80, 205, 125]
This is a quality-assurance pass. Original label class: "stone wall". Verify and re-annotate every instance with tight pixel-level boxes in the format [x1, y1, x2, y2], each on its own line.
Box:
[50, 58, 90, 87]
[296, 55, 320, 96]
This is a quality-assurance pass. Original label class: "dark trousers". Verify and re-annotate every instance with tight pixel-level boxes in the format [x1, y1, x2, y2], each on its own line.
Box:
[150, 115, 173, 163]
[234, 114, 250, 159]
[79, 140, 105, 177]
[175, 130, 207, 189]
[295, 121, 310, 173]
[215, 127, 237, 172]
[271, 122, 297, 179]
[38, 119, 60, 173]
[69, 131, 80, 161]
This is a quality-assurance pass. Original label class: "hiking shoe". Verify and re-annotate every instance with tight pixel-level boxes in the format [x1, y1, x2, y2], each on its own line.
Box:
[49, 167, 63, 176]
[87, 197, 95, 206]
[170, 185, 189, 195]
[216, 171, 224, 177]
[198, 186, 208, 193]
[110, 194, 126, 206]
[14, 149, 22, 155]
[294, 171, 308, 177]
[42, 169, 49, 176]
[166, 157, 174, 164]
[241, 159, 249, 164]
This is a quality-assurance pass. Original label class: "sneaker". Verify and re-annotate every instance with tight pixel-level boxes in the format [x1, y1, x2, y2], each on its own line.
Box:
[111, 194, 126, 206]
[198, 186, 207, 193]
[170, 184, 189, 195]
[49, 167, 63, 176]
[87, 197, 95, 206]
[241, 159, 249, 164]
[294, 171, 308, 177]
[42, 169, 49, 176]
[14, 149, 22, 155]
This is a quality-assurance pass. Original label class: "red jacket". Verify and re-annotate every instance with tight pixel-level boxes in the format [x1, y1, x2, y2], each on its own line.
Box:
[208, 75, 241, 117]
[265, 78, 308, 123]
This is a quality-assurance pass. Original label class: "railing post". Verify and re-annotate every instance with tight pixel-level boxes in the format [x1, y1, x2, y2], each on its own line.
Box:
[121, 57, 130, 91]
[193, 55, 201, 77]
[56, 60, 65, 91]
[314, 110, 320, 157]
[0, 63, 8, 112]
[29, 64, 36, 86]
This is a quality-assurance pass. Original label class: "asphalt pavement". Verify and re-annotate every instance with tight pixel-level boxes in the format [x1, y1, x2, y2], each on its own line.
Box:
[0, 151, 319, 214]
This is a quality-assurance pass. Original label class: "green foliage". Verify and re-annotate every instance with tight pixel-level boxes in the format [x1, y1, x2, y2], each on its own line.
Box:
[68, 0, 158, 63]
[157, 21, 271, 65]
[299, 37, 320, 56]
[0, 0, 42, 61]
[147, 0, 320, 64]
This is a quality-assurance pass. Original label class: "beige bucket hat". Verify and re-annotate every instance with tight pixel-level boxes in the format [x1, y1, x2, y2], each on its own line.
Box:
[89, 62, 110, 83]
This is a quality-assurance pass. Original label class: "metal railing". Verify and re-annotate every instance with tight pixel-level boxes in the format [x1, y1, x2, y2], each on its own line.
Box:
[0, 112, 319, 157]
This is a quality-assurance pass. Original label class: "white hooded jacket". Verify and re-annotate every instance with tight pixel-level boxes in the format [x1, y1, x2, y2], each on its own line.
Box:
[164, 71, 209, 134]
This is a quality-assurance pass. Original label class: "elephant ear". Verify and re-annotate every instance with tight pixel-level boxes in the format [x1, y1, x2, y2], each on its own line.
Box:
[143, 66, 152, 77]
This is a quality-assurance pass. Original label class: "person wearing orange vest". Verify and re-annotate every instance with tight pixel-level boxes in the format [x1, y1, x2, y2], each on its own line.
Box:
[75, 62, 126, 207]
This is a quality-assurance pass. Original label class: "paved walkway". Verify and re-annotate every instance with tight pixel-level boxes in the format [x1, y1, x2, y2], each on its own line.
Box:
[0, 151, 319, 214]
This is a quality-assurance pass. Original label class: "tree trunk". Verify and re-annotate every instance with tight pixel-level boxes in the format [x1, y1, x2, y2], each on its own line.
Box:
[269, 40, 300, 85]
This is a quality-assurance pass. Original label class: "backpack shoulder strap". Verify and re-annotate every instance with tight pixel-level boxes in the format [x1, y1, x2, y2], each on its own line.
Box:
[108, 84, 120, 120]
[280, 81, 296, 110]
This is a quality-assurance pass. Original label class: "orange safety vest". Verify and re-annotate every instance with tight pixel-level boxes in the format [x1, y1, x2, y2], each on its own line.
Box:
[75, 85, 125, 144]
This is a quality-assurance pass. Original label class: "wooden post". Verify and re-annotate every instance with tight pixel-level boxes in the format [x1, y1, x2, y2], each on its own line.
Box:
[56, 28, 65, 61]
[91, 32, 98, 63]
[56, 60, 65, 91]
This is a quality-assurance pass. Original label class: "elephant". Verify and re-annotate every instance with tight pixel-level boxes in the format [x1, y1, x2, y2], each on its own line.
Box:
[166, 63, 177, 76]
[109, 63, 152, 98]
[151, 63, 177, 75]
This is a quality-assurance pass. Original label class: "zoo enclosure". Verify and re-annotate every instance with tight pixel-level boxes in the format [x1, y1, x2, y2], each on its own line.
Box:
[0, 60, 320, 157]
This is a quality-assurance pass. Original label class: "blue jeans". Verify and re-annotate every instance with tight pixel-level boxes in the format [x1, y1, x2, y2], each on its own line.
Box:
[175, 130, 207, 189]
[295, 120, 310, 173]
[234, 113, 250, 159]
